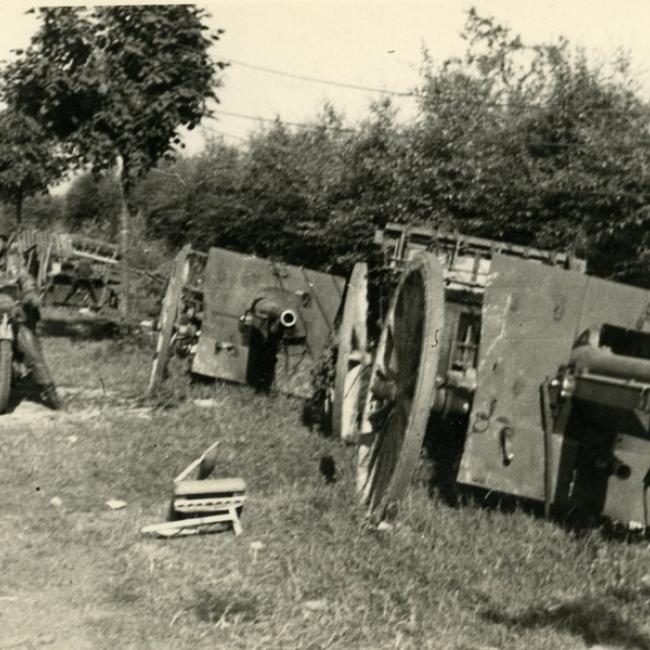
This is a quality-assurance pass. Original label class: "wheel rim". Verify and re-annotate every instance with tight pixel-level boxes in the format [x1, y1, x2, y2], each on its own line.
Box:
[357, 253, 444, 517]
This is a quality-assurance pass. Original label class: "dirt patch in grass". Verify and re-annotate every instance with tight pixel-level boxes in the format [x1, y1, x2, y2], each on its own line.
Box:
[0, 389, 152, 428]
[0, 590, 96, 650]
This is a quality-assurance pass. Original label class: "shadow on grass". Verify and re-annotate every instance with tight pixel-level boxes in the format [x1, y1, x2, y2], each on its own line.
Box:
[598, 520, 650, 545]
[1, 374, 48, 413]
[480, 595, 650, 649]
[40, 314, 121, 340]
[192, 588, 260, 624]
[423, 447, 650, 547]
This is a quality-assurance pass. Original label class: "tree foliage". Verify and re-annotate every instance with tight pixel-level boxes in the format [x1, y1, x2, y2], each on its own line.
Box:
[2, 5, 224, 188]
[20, 193, 65, 230]
[58, 8, 650, 289]
[0, 108, 65, 222]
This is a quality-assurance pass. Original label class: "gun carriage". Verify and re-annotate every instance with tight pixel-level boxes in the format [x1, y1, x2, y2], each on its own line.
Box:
[15, 230, 163, 312]
[334, 223, 650, 527]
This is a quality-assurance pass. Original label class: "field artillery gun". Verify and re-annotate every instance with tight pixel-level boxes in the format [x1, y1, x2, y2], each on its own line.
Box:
[16, 231, 121, 307]
[15, 230, 163, 312]
[335, 223, 650, 528]
[148, 245, 344, 397]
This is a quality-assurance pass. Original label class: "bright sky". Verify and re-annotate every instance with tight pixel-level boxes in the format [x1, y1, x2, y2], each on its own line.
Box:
[2, 1, 650, 160]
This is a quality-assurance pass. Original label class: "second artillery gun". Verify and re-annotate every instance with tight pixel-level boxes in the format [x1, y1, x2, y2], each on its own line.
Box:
[148, 245, 343, 397]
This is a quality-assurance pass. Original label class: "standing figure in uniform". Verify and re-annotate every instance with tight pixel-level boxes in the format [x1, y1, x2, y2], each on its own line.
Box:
[0, 215, 62, 409]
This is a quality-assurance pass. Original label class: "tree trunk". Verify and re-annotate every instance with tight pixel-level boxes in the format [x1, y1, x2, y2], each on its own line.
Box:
[118, 193, 131, 318]
[117, 159, 131, 319]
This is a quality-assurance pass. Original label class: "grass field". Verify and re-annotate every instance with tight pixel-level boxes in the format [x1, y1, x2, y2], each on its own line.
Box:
[1, 335, 649, 650]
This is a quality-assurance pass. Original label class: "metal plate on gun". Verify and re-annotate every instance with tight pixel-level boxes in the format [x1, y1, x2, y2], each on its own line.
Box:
[191, 247, 344, 396]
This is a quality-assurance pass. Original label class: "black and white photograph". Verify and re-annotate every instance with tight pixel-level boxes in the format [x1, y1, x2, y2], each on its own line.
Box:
[0, 1, 649, 648]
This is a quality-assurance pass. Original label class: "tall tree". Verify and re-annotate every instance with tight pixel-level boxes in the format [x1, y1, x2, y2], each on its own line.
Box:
[2, 5, 226, 314]
[0, 108, 64, 224]
[402, 8, 650, 282]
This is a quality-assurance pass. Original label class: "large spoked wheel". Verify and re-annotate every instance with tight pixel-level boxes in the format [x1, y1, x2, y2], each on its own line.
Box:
[0, 339, 13, 414]
[147, 246, 191, 394]
[357, 253, 444, 518]
[333, 262, 369, 443]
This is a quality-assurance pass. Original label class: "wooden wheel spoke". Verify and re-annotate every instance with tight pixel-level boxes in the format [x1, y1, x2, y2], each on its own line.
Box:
[381, 318, 396, 377]
[343, 364, 362, 400]
[373, 395, 411, 464]
[365, 401, 406, 505]
[398, 394, 413, 424]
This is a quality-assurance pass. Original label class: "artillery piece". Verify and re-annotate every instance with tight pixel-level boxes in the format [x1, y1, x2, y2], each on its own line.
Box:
[148, 245, 344, 397]
[15, 230, 163, 311]
[335, 223, 650, 528]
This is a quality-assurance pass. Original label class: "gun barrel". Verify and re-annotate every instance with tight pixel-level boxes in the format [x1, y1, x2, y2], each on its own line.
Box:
[253, 298, 297, 329]
[570, 345, 650, 383]
[279, 309, 297, 328]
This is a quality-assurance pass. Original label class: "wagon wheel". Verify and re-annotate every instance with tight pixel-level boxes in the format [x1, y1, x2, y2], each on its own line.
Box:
[147, 245, 191, 394]
[356, 253, 444, 518]
[333, 262, 370, 442]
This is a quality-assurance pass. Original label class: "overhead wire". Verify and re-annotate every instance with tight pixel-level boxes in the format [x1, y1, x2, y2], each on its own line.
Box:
[201, 125, 248, 142]
[207, 61, 650, 160]
[226, 58, 650, 116]
[226, 58, 416, 97]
